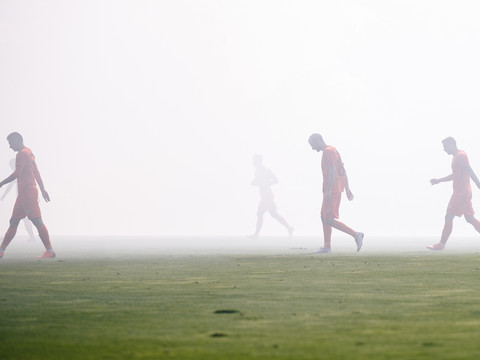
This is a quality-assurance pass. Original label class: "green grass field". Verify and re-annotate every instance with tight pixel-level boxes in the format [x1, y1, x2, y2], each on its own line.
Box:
[2, 250, 480, 359]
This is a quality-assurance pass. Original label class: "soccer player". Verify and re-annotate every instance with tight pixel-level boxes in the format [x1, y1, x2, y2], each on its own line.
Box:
[1, 158, 37, 242]
[0, 132, 55, 259]
[428, 137, 480, 250]
[308, 133, 364, 253]
[248, 154, 294, 240]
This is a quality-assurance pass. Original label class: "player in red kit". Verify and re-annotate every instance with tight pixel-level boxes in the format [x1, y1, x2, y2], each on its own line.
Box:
[0, 132, 55, 259]
[428, 137, 480, 250]
[308, 133, 364, 253]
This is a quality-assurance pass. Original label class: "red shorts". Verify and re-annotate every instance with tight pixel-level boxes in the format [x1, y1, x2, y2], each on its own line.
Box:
[321, 192, 342, 219]
[447, 191, 474, 217]
[11, 189, 42, 220]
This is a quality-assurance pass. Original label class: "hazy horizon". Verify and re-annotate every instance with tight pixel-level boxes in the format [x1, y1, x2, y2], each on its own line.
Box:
[3, 234, 480, 259]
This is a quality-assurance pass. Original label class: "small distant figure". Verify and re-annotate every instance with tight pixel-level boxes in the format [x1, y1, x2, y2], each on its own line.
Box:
[1, 158, 37, 242]
[248, 154, 294, 240]
[428, 137, 480, 250]
[0, 132, 55, 259]
[308, 134, 364, 253]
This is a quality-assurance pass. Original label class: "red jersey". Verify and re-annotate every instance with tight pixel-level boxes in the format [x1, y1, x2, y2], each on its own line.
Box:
[321, 146, 346, 194]
[14, 147, 39, 195]
[452, 150, 471, 193]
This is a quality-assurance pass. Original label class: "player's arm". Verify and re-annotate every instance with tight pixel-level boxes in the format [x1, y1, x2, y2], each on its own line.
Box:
[468, 166, 480, 189]
[0, 173, 18, 188]
[430, 174, 453, 185]
[0, 154, 24, 188]
[344, 168, 354, 201]
[32, 161, 50, 202]
[0, 181, 15, 200]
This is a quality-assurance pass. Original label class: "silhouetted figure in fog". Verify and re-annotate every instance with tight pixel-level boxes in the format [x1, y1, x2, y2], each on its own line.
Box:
[0, 132, 55, 259]
[1, 158, 37, 242]
[428, 137, 480, 250]
[248, 154, 294, 240]
[308, 134, 364, 253]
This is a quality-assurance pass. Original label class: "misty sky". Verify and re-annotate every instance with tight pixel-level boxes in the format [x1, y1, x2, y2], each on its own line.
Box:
[1, 1, 480, 238]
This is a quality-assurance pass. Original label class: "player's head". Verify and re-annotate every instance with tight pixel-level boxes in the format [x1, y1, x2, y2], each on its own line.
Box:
[442, 136, 457, 155]
[253, 154, 263, 167]
[308, 133, 326, 152]
[7, 132, 24, 152]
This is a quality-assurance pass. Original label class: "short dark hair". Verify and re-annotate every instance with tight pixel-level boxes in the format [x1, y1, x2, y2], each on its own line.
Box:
[308, 133, 324, 144]
[7, 132, 23, 143]
[442, 137, 456, 147]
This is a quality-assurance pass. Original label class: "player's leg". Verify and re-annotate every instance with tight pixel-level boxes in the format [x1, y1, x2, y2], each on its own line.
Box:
[322, 192, 363, 252]
[22, 190, 54, 258]
[269, 209, 294, 238]
[440, 214, 455, 244]
[255, 211, 263, 236]
[31, 217, 55, 258]
[324, 216, 364, 251]
[249, 206, 266, 239]
[325, 217, 357, 237]
[429, 213, 455, 250]
[323, 192, 357, 237]
[0, 194, 26, 258]
[321, 214, 333, 249]
[465, 214, 480, 233]
[0, 218, 21, 258]
[430, 193, 466, 250]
